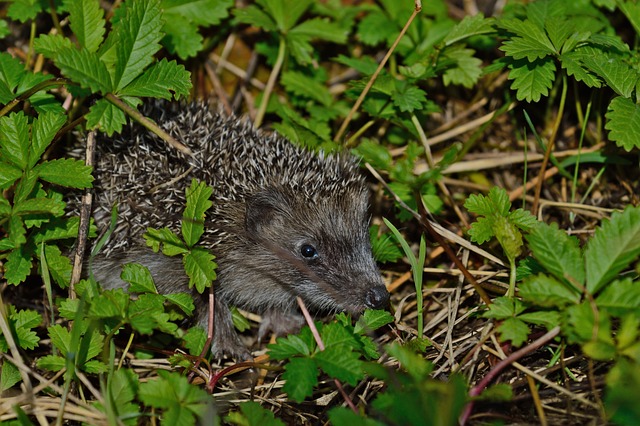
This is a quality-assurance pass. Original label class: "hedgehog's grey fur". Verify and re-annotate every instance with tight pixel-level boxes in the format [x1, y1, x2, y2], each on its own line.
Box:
[87, 101, 389, 359]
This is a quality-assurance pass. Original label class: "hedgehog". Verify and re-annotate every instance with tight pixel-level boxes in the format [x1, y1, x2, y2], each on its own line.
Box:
[86, 101, 390, 359]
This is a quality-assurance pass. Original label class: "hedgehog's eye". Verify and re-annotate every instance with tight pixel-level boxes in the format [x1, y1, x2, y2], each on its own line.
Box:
[300, 244, 318, 259]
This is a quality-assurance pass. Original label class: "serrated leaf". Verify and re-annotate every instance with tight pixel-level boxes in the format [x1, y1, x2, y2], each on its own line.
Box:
[85, 98, 128, 136]
[507, 209, 538, 232]
[5, 247, 32, 285]
[128, 294, 165, 334]
[265, 0, 312, 32]
[56, 47, 112, 93]
[560, 53, 601, 88]
[48, 324, 71, 354]
[90, 289, 128, 319]
[0, 161, 22, 190]
[321, 322, 359, 350]
[444, 14, 494, 46]
[144, 227, 187, 256]
[391, 83, 426, 113]
[508, 57, 556, 102]
[315, 346, 362, 385]
[500, 20, 556, 61]
[467, 216, 494, 244]
[0, 53, 24, 98]
[121, 263, 157, 293]
[268, 334, 313, 360]
[605, 96, 640, 152]
[357, 11, 395, 46]
[34, 158, 93, 188]
[496, 317, 530, 347]
[183, 326, 207, 356]
[518, 310, 561, 330]
[7, 0, 44, 23]
[182, 179, 213, 247]
[165, 293, 195, 316]
[0, 111, 29, 170]
[163, 0, 232, 26]
[138, 370, 209, 422]
[227, 401, 285, 426]
[41, 244, 72, 288]
[544, 16, 573, 52]
[519, 274, 581, 307]
[109, 0, 164, 91]
[282, 357, 318, 402]
[232, 4, 277, 31]
[525, 222, 585, 287]
[119, 58, 191, 99]
[355, 309, 394, 334]
[13, 197, 65, 216]
[36, 355, 66, 372]
[289, 17, 347, 44]
[581, 55, 637, 99]
[67, 0, 106, 53]
[33, 34, 75, 59]
[29, 112, 67, 169]
[1, 361, 21, 391]
[369, 225, 403, 264]
[596, 278, 640, 316]
[160, 16, 202, 60]
[281, 71, 332, 107]
[183, 248, 216, 293]
[585, 206, 640, 294]
[484, 296, 527, 319]
[33, 216, 86, 243]
[442, 46, 483, 88]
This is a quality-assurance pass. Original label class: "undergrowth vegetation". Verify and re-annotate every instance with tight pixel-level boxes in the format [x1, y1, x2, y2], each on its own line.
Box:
[1, 0, 640, 424]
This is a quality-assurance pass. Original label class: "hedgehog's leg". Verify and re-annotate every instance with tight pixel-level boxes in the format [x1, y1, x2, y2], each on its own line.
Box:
[196, 296, 251, 361]
[257, 309, 306, 343]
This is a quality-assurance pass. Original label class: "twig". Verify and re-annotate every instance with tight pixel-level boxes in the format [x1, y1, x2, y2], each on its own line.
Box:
[254, 36, 286, 128]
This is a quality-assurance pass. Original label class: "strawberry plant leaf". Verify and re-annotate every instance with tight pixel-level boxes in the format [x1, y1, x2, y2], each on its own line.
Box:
[354, 309, 394, 334]
[119, 58, 191, 100]
[442, 46, 483, 89]
[121, 263, 157, 294]
[40, 244, 72, 288]
[0, 111, 29, 170]
[282, 357, 318, 402]
[496, 317, 530, 347]
[0, 53, 25, 102]
[182, 179, 213, 247]
[525, 222, 585, 287]
[289, 17, 347, 44]
[165, 293, 195, 316]
[183, 248, 216, 293]
[1, 361, 21, 391]
[144, 227, 188, 256]
[29, 112, 67, 169]
[56, 47, 112, 93]
[109, 0, 164, 91]
[268, 334, 312, 360]
[226, 401, 285, 426]
[85, 98, 128, 136]
[138, 370, 209, 424]
[232, 4, 277, 31]
[595, 278, 640, 317]
[357, 10, 395, 46]
[581, 55, 637, 99]
[5, 247, 32, 285]
[499, 19, 556, 61]
[281, 71, 332, 107]
[518, 310, 561, 330]
[444, 13, 494, 46]
[605, 96, 640, 151]
[508, 56, 556, 102]
[519, 274, 581, 307]
[467, 216, 493, 244]
[33, 34, 75, 59]
[66, 0, 106, 53]
[314, 346, 363, 385]
[584, 206, 640, 294]
[34, 159, 94, 188]
[183, 326, 207, 356]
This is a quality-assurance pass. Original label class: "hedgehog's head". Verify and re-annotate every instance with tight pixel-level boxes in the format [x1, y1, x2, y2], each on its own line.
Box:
[239, 184, 389, 315]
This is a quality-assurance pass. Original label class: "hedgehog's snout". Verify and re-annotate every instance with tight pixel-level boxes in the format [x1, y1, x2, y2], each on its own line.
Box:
[364, 285, 390, 310]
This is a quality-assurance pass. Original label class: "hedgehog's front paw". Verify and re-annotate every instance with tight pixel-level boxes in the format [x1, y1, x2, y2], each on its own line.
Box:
[210, 329, 251, 362]
[258, 309, 306, 343]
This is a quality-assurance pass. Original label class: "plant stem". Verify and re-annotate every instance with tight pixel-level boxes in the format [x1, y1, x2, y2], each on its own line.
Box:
[254, 36, 286, 129]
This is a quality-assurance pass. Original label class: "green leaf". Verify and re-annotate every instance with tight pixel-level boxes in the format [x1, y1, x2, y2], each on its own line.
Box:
[264, 0, 313, 32]
[493, 215, 523, 262]
[596, 278, 640, 316]
[232, 4, 277, 31]
[182, 179, 213, 247]
[519, 274, 581, 308]
[357, 10, 395, 46]
[47, 324, 71, 354]
[144, 227, 188, 256]
[138, 370, 209, 424]
[483, 296, 527, 319]
[467, 216, 494, 245]
[584, 206, 640, 294]
[508, 57, 556, 102]
[109, 0, 164, 91]
[183, 248, 217, 293]
[7, 0, 44, 23]
[281, 71, 332, 107]
[40, 244, 72, 288]
[281, 357, 318, 402]
[34, 158, 93, 188]
[1, 361, 21, 391]
[160, 16, 203, 60]
[328, 407, 386, 426]
[90, 289, 128, 319]
[67, 0, 106, 53]
[5, 247, 32, 285]
[385, 343, 433, 380]
[36, 355, 66, 372]
[525, 222, 585, 287]
[517, 310, 561, 330]
[13, 197, 65, 216]
[605, 96, 640, 152]
[0, 111, 29, 170]
[496, 317, 530, 347]
[56, 47, 112, 93]
[165, 293, 195, 316]
[268, 334, 312, 360]
[29, 112, 67, 169]
[354, 309, 394, 334]
[226, 401, 285, 426]
[231, 306, 250, 332]
[289, 17, 347, 44]
[369, 225, 403, 264]
[0, 53, 24, 100]
[33, 34, 75, 59]
[314, 346, 362, 385]
[183, 326, 207, 356]
[391, 83, 427, 113]
[442, 46, 483, 89]
[444, 14, 494, 46]
[499, 19, 556, 61]
[33, 216, 85, 243]
[121, 263, 157, 293]
[560, 52, 602, 88]
[0, 161, 23, 189]
[85, 98, 128, 136]
[119, 58, 191, 99]
[581, 55, 637, 99]
[465, 186, 510, 216]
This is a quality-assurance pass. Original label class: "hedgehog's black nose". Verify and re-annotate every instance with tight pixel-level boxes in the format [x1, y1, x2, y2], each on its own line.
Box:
[365, 286, 390, 309]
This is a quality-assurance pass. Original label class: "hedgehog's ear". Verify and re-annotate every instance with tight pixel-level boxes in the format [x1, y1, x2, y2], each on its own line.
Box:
[245, 188, 292, 235]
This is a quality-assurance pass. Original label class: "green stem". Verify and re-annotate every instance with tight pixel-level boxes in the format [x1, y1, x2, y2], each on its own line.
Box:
[254, 36, 286, 129]
[507, 258, 516, 298]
